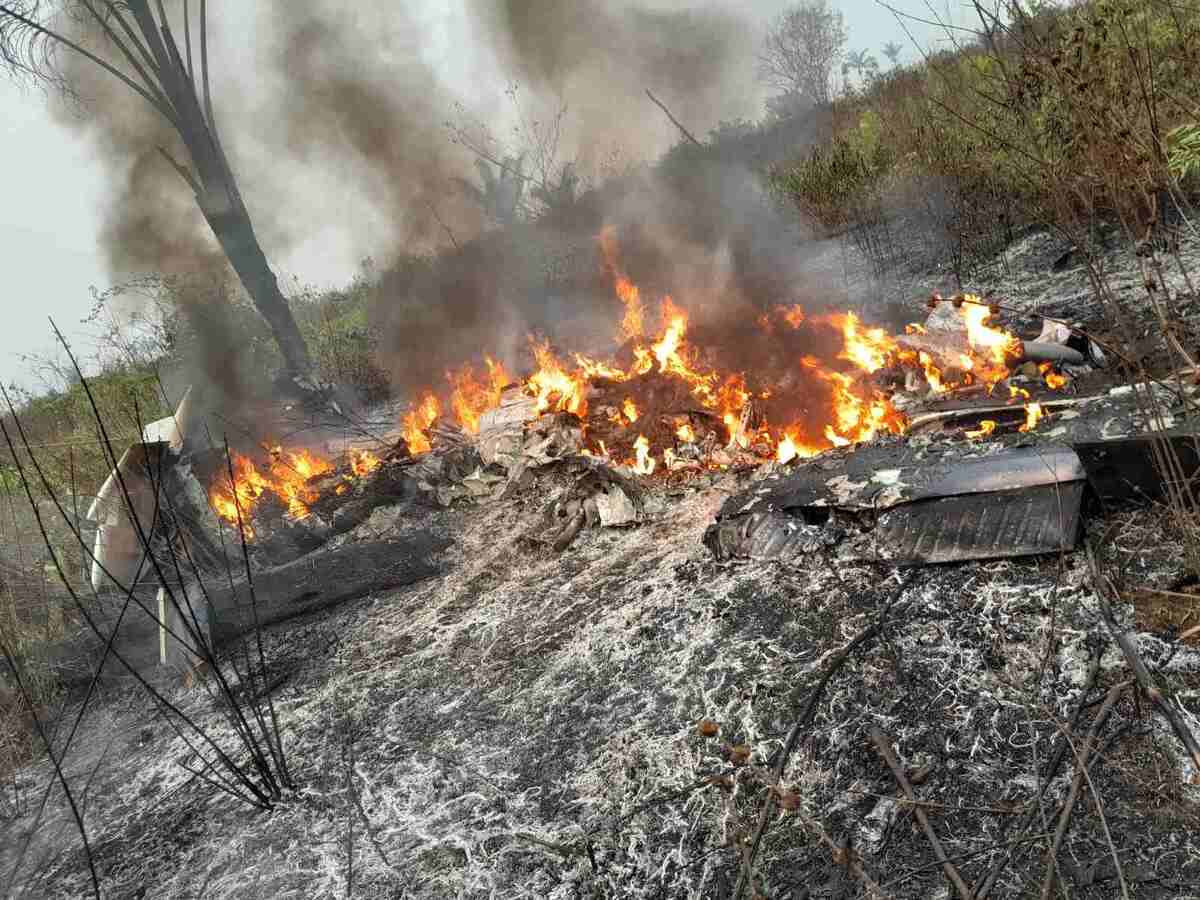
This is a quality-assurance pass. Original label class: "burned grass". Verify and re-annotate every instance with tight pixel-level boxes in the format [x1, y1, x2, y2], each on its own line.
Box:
[2, 463, 1198, 899]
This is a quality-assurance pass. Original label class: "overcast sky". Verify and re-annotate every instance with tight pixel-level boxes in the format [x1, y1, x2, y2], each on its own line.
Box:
[0, 0, 978, 389]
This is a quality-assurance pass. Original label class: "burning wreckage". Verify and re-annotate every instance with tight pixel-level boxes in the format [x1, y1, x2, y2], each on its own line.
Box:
[86, 264, 1197, 673]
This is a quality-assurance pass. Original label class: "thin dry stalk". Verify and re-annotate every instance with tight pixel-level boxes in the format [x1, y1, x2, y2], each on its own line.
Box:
[1039, 681, 1128, 900]
[732, 571, 916, 900]
[1086, 541, 1200, 775]
[869, 726, 972, 899]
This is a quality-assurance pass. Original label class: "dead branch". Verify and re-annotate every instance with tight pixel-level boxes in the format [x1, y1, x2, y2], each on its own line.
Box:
[869, 726, 972, 899]
[1085, 541, 1200, 775]
[1039, 681, 1127, 900]
[645, 89, 702, 147]
[731, 572, 916, 900]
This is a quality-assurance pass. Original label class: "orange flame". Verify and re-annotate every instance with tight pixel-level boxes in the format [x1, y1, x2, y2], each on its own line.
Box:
[403, 393, 440, 455]
[527, 341, 587, 416]
[449, 357, 511, 434]
[209, 446, 335, 532]
[209, 454, 271, 538]
[632, 434, 656, 475]
[1019, 403, 1045, 433]
[833, 312, 899, 374]
[961, 297, 1020, 382]
[966, 420, 997, 439]
[623, 397, 639, 423]
[1040, 362, 1068, 390]
[676, 422, 696, 443]
[350, 449, 381, 478]
[268, 447, 332, 519]
[600, 226, 644, 340]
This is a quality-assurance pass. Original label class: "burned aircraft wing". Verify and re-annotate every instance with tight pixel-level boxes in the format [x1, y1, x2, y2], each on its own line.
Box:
[720, 444, 1084, 517]
[863, 482, 1085, 564]
[711, 445, 1087, 565]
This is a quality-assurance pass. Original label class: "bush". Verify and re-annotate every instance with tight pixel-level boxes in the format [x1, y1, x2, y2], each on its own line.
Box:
[289, 268, 392, 405]
[771, 0, 1200, 275]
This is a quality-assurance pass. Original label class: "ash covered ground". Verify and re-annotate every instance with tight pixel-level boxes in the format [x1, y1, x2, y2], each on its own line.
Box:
[4, 228, 1200, 899]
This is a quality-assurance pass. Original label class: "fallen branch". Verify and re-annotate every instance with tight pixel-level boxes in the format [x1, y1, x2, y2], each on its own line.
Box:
[731, 572, 916, 900]
[1039, 681, 1127, 900]
[870, 726, 973, 899]
[1086, 541, 1200, 775]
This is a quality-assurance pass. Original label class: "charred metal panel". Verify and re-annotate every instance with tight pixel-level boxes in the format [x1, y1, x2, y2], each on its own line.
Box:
[703, 510, 839, 563]
[1074, 432, 1200, 505]
[719, 445, 1083, 518]
[870, 483, 1084, 564]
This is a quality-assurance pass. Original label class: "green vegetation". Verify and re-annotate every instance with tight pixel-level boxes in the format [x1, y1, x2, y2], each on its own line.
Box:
[771, 0, 1200, 273]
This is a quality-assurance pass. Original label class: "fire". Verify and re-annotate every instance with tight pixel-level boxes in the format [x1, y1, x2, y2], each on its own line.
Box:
[960, 297, 1020, 383]
[350, 449, 381, 478]
[917, 351, 947, 393]
[403, 393, 440, 455]
[527, 341, 587, 416]
[623, 397, 640, 423]
[209, 446, 335, 533]
[632, 434, 656, 475]
[601, 226, 644, 340]
[268, 447, 332, 519]
[834, 312, 899, 374]
[775, 431, 822, 465]
[717, 375, 753, 448]
[387, 241, 1050, 483]
[449, 357, 511, 434]
[1040, 362, 1068, 390]
[781, 306, 806, 328]
[966, 420, 997, 439]
[1020, 403, 1045, 433]
[208, 453, 272, 538]
[820, 370, 902, 448]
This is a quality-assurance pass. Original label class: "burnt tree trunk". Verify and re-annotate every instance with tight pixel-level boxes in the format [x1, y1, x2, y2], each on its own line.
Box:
[202, 206, 312, 376]
[123, 1, 314, 377]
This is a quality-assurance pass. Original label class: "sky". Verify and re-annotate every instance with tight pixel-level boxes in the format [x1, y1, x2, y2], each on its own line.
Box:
[0, 0, 979, 390]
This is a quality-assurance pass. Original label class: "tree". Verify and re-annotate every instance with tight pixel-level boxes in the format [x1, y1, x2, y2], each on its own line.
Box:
[455, 154, 527, 226]
[757, 0, 847, 106]
[0, 2, 313, 379]
[882, 40, 903, 67]
[842, 49, 879, 88]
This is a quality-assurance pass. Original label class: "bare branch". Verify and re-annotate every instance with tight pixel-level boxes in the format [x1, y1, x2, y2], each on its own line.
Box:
[645, 88, 702, 147]
[758, 0, 847, 104]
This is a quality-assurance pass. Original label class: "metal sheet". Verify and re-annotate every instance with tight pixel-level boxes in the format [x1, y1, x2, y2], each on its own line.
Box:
[1074, 432, 1200, 505]
[719, 445, 1084, 518]
[703, 510, 839, 563]
[870, 482, 1084, 564]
